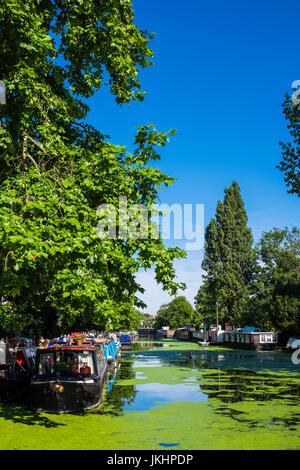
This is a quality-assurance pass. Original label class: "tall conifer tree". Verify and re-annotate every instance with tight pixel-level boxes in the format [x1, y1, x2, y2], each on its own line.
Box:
[196, 181, 255, 327]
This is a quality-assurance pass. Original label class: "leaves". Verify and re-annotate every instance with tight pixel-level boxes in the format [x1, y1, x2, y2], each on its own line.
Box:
[154, 296, 195, 330]
[196, 181, 255, 327]
[255, 227, 300, 333]
[0, 0, 185, 336]
[278, 94, 300, 196]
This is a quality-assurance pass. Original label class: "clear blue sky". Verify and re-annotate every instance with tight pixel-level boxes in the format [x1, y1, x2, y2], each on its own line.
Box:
[87, 0, 300, 314]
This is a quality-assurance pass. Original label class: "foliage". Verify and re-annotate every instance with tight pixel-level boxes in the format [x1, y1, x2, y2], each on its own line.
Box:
[195, 180, 299, 336]
[0, 0, 186, 336]
[196, 181, 255, 327]
[254, 227, 300, 338]
[112, 306, 145, 332]
[278, 94, 300, 197]
[154, 296, 195, 330]
[194, 283, 217, 327]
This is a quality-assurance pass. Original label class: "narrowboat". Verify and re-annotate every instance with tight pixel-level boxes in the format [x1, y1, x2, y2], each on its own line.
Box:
[222, 328, 278, 350]
[93, 336, 120, 365]
[29, 343, 108, 413]
[0, 339, 36, 404]
[119, 334, 132, 350]
[175, 326, 196, 341]
[104, 338, 120, 364]
[286, 337, 300, 350]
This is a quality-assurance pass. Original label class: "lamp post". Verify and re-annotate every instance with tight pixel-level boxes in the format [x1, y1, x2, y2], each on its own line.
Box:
[216, 302, 220, 341]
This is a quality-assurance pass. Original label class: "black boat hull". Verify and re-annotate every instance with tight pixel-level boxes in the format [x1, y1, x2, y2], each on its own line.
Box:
[0, 372, 31, 404]
[29, 375, 107, 413]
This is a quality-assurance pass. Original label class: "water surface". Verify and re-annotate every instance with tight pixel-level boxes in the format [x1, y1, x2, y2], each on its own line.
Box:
[0, 339, 299, 449]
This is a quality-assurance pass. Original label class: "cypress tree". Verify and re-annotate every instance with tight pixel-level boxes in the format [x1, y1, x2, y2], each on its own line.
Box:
[196, 181, 255, 327]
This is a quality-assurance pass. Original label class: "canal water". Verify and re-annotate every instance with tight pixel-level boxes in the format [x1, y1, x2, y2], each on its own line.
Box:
[0, 339, 299, 450]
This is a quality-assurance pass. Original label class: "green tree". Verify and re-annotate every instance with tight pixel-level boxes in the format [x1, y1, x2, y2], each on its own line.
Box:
[198, 181, 255, 327]
[0, 1, 185, 336]
[254, 227, 300, 340]
[278, 94, 300, 197]
[194, 283, 217, 327]
[153, 303, 169, 329]
[154, 296, 195, 330]
[117, 309, 153, 331]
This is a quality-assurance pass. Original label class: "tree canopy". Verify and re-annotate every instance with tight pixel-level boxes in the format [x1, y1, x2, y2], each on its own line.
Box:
[278, 94, 300, 197]
[195, 181, 299, 338]
[255, 227, 300, 338]
[196, 181, 255, 327]
[154, 296, 195, 330]
[0, 1, 186, 336]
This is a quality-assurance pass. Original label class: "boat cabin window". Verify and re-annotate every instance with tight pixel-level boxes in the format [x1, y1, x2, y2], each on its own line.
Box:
[77, 351, 95, 374]
[260, 334, 274, 343]
[37, 350, 96, 376]
[38, 352, 55, 375]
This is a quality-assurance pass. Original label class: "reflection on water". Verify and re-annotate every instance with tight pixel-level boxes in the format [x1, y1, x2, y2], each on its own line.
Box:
[123, 383, 207, 411]
[104, 382, 136, 416]
[131, 342, 170, 351]
[129, 342, 300, 373]
[200, 369, 300, 404]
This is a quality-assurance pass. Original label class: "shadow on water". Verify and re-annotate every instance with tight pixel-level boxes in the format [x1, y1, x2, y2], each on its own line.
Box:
[0, 403, 66, 428]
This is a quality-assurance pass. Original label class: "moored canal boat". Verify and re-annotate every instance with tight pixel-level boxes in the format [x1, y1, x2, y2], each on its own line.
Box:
[222, 328, 278, 350]
[119, 334, 132, 350]
[286, 337, 300, 350]
[104, 338, 120, 364]
[0, 338, 36, 404]
[93, 336, 120, 365]
[29, 343, 108, 413]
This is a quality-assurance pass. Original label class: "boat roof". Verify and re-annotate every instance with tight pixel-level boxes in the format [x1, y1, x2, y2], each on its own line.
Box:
[37, 345, 98, 352]
[227, 330, 276, 334]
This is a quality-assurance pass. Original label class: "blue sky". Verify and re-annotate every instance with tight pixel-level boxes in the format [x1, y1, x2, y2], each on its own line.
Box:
[87, 0, 300, 315]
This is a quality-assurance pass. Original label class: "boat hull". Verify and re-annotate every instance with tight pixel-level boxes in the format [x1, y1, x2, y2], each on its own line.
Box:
[29, 375, 106, 413]
[0, 371, 31, 404]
